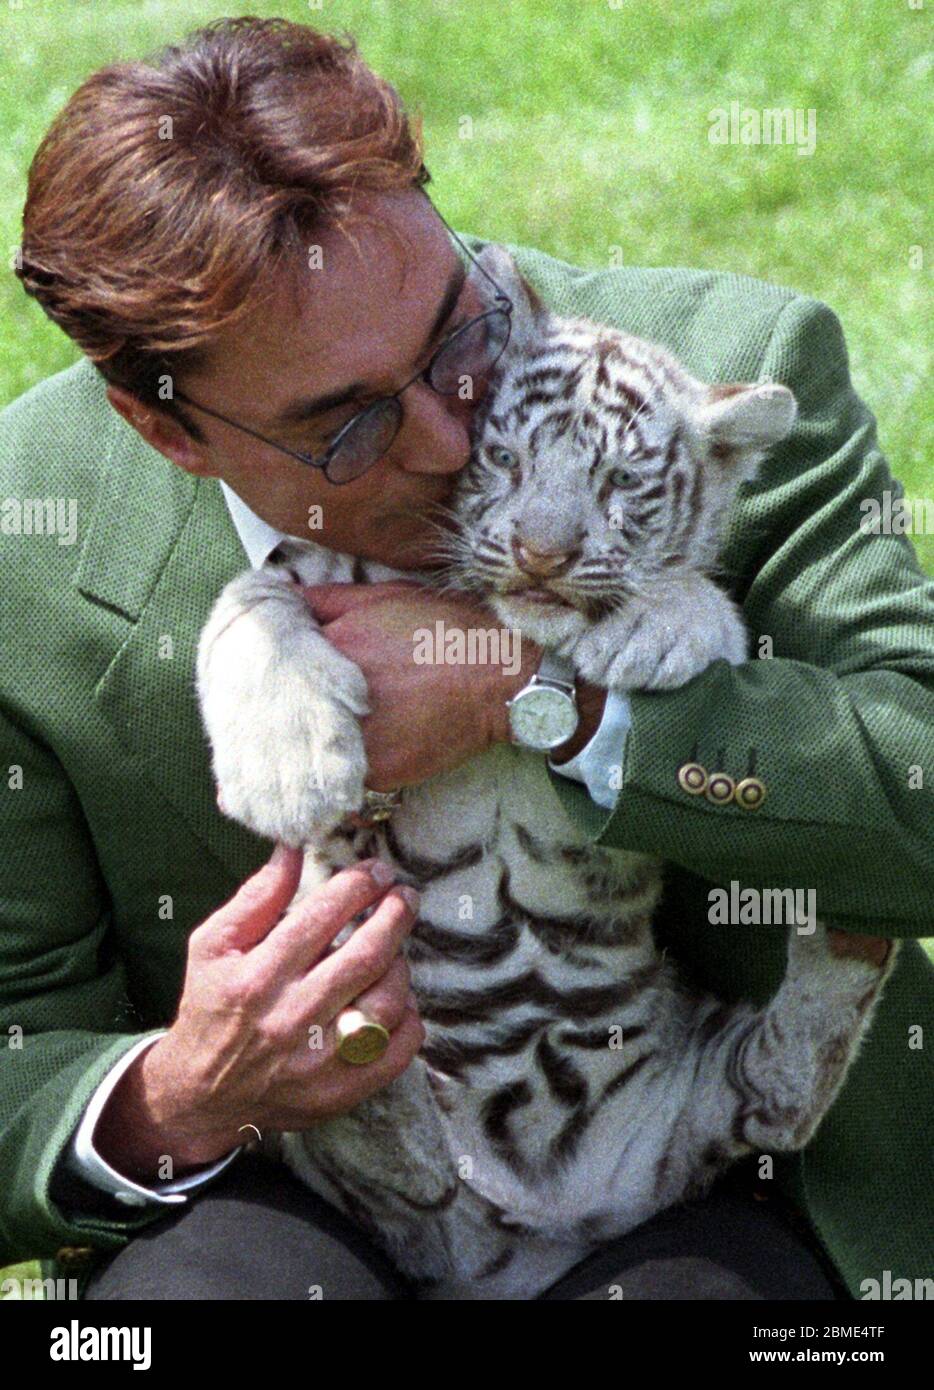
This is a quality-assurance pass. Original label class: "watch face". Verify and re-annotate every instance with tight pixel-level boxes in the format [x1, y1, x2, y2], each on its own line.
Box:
[509, 686, 578, 751]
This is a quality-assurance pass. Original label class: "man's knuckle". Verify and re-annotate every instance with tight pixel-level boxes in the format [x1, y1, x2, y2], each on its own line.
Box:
[340, 932, 384, 977]
[187, 922, 212, 953]
[299, 892, 351, 930]
[256, 1014, 296, 1051]
[233, 879, 269, 914]
[226, 972, 268, 1012]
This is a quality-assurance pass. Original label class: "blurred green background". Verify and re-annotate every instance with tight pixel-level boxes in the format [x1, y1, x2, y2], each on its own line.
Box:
[1, 0, 931, 574]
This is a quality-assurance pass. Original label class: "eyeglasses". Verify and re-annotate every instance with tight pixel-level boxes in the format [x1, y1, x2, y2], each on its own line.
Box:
[171, 202, 513, 484]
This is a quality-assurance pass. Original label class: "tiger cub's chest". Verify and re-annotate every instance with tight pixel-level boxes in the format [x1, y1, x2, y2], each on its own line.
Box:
[363, 741, 659, 942]
[349, 743, 664, 1054]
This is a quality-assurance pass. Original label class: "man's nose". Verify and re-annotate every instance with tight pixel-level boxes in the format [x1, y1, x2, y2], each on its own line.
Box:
[386, 381, 473, 476]
[512, 535, 581, 578]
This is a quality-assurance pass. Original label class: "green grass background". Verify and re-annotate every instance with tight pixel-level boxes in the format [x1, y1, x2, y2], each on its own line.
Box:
[0, 3, 930, 1287]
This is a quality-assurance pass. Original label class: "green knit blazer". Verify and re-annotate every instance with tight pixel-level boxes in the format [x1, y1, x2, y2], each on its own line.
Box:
[1, 233, 932, 1299]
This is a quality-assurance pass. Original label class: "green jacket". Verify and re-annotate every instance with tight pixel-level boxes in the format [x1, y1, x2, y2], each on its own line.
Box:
[1, 235, 932, 1298]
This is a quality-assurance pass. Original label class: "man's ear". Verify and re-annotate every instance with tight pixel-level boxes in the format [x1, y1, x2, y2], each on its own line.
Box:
[105, 385, 217, 476]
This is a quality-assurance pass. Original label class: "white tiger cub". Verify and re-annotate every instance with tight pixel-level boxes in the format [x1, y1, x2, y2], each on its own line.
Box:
[196, 246, 896, 1298]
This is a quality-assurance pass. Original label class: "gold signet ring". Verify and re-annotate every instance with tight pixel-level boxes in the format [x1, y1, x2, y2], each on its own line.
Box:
[335, 1008, 392, 1065]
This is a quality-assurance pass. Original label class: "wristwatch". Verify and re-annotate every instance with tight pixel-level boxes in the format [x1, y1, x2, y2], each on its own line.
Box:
[506, 650, 579, 752]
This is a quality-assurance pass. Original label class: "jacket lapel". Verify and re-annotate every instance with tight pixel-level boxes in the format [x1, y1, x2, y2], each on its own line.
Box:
[76, 417, 268, 882]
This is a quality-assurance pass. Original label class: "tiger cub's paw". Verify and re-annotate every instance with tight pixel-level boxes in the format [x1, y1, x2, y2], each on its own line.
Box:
[569, 575, 748, 692]
[198, 571, 370, 845]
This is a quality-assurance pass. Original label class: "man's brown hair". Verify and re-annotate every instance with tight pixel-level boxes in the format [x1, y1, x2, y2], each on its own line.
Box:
[15, 16, 429, 432]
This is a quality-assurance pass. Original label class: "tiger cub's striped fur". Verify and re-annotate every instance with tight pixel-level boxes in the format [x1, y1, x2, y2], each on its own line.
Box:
[197, 245, 896, 1298]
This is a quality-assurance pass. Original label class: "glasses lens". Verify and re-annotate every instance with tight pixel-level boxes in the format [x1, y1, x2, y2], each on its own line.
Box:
[428, 308, 512, 396]
[324, 400, 402, 483]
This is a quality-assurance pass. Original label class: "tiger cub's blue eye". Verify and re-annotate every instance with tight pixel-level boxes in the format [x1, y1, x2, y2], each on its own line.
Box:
[491, 446, 517, 468]
[610, 467, 636, 488]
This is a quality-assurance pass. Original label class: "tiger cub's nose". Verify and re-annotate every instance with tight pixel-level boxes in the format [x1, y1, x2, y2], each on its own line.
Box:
[512, 536, 579, 577]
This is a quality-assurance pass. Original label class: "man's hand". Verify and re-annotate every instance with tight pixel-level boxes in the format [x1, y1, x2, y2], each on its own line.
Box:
[303, 582, 606, 788]
[93, 846, 423, 1181]
[304, 581, 537, 788]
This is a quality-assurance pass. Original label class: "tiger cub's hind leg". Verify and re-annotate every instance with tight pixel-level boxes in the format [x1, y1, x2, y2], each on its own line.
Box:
[658, 923, 897, 1205]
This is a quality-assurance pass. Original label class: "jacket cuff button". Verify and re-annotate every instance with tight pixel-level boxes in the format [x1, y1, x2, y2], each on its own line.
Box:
[734, 776, 766, 810]
[677, 761, 708, 795]
[705, 772, 736, 804]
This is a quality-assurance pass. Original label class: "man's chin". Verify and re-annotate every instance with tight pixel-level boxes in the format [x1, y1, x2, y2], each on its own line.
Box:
[387, 523, 455, 572]
[350, 527, 440, 574]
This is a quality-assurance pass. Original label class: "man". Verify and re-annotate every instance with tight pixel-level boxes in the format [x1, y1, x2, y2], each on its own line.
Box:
[1, 17, 931, 1301]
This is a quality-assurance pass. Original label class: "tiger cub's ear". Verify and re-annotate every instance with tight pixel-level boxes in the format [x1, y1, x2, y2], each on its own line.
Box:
[698, 381, 798, 452]
[467, 244, 550, 353]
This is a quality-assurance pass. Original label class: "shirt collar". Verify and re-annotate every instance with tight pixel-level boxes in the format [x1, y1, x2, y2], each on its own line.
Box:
[219, 480, 288, 570]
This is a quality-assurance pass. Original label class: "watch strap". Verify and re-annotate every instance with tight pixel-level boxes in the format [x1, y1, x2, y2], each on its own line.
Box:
[535, 649, 576, 691]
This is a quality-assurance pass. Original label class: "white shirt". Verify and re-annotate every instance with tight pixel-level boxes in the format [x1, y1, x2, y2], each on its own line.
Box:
[64, 481, 631, 1207]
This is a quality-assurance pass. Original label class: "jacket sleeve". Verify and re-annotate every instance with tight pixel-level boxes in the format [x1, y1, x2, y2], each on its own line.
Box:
[0, 703, 173, 1262]
[548, 295, 934, 936]
[66, 1033, 241, 1205]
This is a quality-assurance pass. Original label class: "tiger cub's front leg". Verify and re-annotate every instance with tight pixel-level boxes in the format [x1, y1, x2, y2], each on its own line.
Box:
[196, 566, 370, 844]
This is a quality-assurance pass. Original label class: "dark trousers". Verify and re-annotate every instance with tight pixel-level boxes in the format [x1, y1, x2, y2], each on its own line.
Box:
[82, 1155, 847, 1301]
